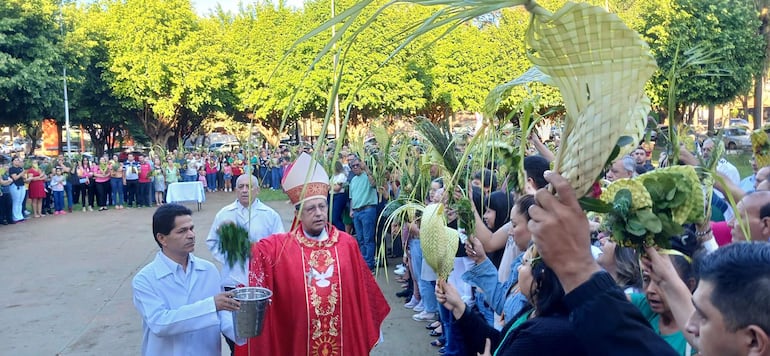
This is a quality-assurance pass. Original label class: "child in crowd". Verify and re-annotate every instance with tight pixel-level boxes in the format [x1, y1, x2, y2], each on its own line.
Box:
[153, 164, 165, 207]
[197, 168, 207, 187]
[50, 168, 66, 215]
[222, 162, 232, 192]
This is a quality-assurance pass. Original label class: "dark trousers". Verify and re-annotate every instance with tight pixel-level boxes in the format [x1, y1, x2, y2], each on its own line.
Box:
[0, 192, 12, 224]
[43, 187, 52, 213]
[216, 171, 224, 190]
[231, 174, 240, 189]
[137, 182, 151, 207]
[72, 183, 85, 205]
[125, 179, 138, 206]
[87, 179, 97, 208]
[79, 183, 94, 208]
[95, 181, 109, 207]
[64, 183, 73, 209]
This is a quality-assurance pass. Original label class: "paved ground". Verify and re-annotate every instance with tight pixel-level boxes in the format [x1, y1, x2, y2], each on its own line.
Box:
[0, 191, 440, 355]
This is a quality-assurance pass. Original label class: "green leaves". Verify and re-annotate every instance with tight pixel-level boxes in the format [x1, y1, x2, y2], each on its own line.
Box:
[217, 222, 251, 269]
[0, 0, 63, 126]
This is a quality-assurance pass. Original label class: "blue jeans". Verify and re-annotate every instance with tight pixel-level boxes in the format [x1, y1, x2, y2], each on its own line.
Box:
[206, 173, 217, 191]
[439, 304, 465, 355]
[63, 182, 73, 209]
[184, 174, 197, 182]
[110, 178, 124, 206]
[270, 167, 281, 189]
[53, 191, 64, 212]
[410, 239, 438, 313]
[330, 192, 347, 232]
[352, 206, 377, 269]
[258, 167, 268, 184]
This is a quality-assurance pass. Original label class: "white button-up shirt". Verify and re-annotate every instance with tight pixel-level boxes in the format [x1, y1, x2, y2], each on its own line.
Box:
[206, 199, 285, 288]
[132, 252, 237, 356]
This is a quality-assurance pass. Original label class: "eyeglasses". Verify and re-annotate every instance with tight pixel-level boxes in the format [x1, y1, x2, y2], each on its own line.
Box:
[351, 164, 360, 168]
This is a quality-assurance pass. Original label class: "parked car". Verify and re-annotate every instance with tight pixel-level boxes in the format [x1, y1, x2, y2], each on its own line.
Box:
[209, 142, 240, 153]
[728, 118, 750, 127]
[12, 139, 27, 153]
[719, 126, 752, 150]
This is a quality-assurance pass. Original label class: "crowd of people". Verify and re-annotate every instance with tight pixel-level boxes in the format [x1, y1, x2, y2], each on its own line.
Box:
[5, 131, 770, 356]
[382, 133, 770, 356]
[0, 147, 293, 225]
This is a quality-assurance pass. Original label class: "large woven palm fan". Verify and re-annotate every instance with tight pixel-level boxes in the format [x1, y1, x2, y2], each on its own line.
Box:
[527, 2, 657, 197]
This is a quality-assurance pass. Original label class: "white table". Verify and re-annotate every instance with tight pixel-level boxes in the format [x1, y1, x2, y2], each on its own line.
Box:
[166, 182, 206, 211]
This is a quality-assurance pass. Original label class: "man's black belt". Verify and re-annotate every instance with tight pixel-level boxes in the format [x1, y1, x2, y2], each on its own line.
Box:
[352, 204, 376, 212]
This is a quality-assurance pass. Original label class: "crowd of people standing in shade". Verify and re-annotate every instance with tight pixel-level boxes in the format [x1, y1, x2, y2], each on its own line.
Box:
[0, 146, 294, 226]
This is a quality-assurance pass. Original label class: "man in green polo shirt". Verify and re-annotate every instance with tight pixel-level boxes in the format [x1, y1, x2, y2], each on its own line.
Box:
[348, 157, 378, 270]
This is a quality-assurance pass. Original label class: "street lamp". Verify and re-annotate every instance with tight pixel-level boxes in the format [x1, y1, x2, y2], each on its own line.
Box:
[59, 0, 72, 155]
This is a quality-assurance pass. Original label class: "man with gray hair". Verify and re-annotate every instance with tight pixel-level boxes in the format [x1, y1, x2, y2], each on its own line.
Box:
[703, 138, 740, 185]
[605, 155, 637, 182]
[206, 174, 284, 354]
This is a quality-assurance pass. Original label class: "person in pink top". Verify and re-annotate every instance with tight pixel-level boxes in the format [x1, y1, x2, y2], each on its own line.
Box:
[137, 156, 152, 207]
[222, 162, 232, 192]
[205, 158, 218, 193]
[93, 156, 112, 211]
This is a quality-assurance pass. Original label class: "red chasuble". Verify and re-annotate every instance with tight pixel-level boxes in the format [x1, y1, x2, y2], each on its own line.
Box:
[235, 223, 390, 356]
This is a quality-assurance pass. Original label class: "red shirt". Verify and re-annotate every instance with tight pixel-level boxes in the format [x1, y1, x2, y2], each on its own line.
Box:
[138, 162, 152, 183]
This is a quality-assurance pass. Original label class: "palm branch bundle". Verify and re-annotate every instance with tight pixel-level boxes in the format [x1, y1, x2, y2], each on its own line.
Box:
[217, 222, 251, 269]
[599, 166, 705, 252]
[531, 3, 656, 198]
[415, 118, 458, 176]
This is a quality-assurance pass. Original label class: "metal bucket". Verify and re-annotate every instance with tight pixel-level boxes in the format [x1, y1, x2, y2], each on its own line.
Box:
[232, 287, 272, 338]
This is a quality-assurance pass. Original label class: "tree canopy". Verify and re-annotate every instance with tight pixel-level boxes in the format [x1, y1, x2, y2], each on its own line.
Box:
[1, 0, 767, 150]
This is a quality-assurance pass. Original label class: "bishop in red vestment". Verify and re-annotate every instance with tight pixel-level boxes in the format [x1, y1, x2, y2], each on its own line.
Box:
[235, 153, 390, 356]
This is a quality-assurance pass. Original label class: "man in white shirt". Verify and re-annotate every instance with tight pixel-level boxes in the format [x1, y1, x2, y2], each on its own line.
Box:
[185, 153, 199, 182]
[703, 138, 741, 185]
[206, 174, 284, 354]
[132, 204, 242, 356]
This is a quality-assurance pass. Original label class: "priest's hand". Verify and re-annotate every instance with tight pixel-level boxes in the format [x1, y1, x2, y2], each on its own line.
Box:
[214, 292, 241, 311]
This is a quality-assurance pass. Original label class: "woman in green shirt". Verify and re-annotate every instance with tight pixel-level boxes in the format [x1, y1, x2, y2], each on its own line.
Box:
[631, 235, 698, 355]
[164, 157, 179, 184]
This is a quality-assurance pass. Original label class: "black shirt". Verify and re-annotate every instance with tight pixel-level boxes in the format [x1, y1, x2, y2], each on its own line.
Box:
[9, 167, 24, 187]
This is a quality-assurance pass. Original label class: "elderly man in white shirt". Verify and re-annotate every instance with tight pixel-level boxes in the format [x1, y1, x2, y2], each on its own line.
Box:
[206, 174, 284, 353]
[206, 174, 285, 289]
[132, 204, 242, 356]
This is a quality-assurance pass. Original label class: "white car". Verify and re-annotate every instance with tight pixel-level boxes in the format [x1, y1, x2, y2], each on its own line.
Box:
[720, 126, 752, 150]
[209, 142, 240, 153]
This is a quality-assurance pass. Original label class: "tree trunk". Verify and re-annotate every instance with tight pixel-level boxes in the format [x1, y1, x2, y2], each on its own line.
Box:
[708, 105, 715, 136]
[755, 75, 764, 129]
[137, 105, 175, 150]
